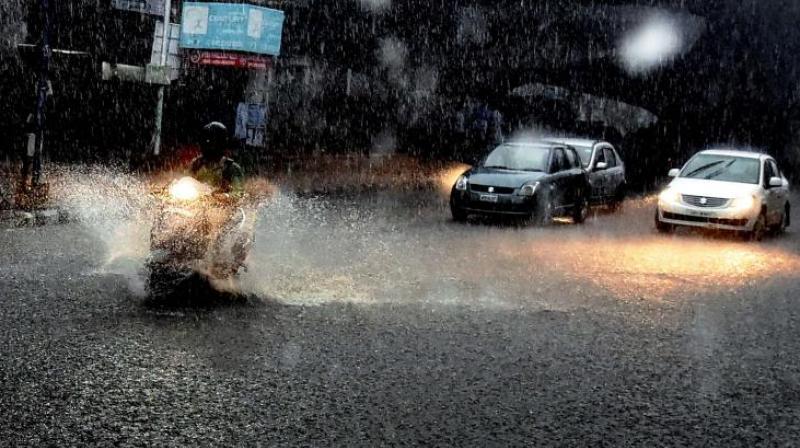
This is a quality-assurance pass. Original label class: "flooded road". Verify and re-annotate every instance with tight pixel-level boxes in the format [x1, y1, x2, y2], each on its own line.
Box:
[243, 191, 800, 308]
[3, 185, 800, 445]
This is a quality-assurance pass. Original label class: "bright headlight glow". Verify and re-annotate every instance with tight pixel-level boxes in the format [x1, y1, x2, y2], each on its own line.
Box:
[658, 187, 680, 204]
[519, 182, 539, 197]
[730, 195, 756, 210]
[454, 175, 468, 191]
[169, 177, 202, 201]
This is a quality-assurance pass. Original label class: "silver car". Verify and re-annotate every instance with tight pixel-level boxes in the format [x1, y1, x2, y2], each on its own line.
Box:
[546, 138, 626, 209]
[655, 149, 791, 240]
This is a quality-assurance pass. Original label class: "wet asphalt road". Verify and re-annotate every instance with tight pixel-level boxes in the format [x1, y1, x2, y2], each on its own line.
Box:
[3, 189, 800, 446]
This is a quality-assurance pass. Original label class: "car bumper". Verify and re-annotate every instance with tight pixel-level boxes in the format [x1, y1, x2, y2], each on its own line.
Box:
[451, 190, 535, 216]
[656, 200, 758, 231]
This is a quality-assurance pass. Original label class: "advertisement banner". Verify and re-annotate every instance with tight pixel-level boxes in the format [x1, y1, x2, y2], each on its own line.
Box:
[180, 2, 285, 56]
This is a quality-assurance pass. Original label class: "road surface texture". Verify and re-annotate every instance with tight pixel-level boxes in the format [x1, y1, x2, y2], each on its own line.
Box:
[3, 180, 800, 446]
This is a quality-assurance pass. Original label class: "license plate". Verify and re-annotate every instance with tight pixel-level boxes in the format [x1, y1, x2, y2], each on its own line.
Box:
[686, 209, 713, 218]
[480, 194, 499, 203]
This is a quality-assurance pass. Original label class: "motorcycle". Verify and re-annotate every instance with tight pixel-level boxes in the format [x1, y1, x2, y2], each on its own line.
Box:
[147, 176, 251, 299]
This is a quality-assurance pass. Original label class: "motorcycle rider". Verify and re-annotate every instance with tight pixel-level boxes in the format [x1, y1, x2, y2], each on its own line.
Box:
[190, 121, 245, 195]
[189, 121, 252, 276]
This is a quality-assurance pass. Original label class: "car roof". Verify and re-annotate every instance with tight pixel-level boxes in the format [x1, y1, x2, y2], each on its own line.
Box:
[501, 141, 560, 150]
[699, 149, 767, 159]
[542, 137, 604, 148]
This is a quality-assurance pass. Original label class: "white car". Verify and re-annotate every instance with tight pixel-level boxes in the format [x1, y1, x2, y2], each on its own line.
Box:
[655, 149, 791, 240]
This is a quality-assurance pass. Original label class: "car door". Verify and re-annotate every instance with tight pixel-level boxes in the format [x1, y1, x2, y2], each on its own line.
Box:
[563, 147, 586, 207]
[586, 144, 606, 204]
[764, 159, 785, 225]
[548, 147, 571, 211]
[603, 146, 625, 200]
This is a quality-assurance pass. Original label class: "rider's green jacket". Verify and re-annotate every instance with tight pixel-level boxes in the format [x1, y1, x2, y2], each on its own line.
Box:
[189, 156, 245, 196]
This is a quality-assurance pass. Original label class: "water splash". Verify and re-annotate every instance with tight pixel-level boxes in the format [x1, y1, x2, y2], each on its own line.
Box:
[50, 165, 155, 296]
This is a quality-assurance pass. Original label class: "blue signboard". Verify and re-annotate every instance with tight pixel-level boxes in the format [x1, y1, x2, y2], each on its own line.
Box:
[180, 2, 285, 56]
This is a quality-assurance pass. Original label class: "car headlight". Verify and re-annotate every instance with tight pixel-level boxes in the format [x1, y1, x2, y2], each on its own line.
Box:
[658, 187, 680, 205]
[454, 175, 468, 191]
[730, 195, 756, 210]
[519, 182, 539, 197]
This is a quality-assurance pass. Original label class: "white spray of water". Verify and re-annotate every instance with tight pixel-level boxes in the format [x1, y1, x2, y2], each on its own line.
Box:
[50, 165, 155, 297]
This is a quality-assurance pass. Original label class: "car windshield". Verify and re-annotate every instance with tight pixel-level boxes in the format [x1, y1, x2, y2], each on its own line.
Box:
[483, 144, 550, 172]
[679, 154, 760, 184]
[572, 145, 594, 167]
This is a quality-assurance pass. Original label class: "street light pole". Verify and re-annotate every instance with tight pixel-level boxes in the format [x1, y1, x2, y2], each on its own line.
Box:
[152, 0, 172, 156]
[31, 0, 51, 185]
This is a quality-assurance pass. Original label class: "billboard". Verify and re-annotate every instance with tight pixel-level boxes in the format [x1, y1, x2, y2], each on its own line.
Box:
[180, 2, 285, 56]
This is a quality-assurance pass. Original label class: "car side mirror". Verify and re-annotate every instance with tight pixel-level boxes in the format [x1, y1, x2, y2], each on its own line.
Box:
[668, 168, 680, 178]
[769, 176, 783, 188]
[595, 162, 608, 170]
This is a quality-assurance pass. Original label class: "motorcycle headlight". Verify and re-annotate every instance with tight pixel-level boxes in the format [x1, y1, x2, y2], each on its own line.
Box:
[658, 187, 680, 205]
[169, 177, 203, 202]
[454, 175, 468, 191]
[519, 182, 539, 197]
[730, 195, 756, 210]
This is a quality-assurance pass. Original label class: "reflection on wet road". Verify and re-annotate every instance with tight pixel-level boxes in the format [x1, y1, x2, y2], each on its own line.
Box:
[6, 173, 800, 445]
[240, 191, 800, 307]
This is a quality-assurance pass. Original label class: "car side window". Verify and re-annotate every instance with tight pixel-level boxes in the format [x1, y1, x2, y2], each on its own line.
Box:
[763, 160, 776, 186]
[551, 148, 567, 173]
[565, 148, 579, 169]
[593, 146, 606, 167]
[604, 148, 617, 167]
[768, 160, 780, 184]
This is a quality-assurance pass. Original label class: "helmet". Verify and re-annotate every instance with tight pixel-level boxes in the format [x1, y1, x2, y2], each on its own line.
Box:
[200, 121, 228, 159]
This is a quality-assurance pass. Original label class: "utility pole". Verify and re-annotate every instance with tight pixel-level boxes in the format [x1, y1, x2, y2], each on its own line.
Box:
[152, 0, 172, 156]
[26, 0, 51, 186]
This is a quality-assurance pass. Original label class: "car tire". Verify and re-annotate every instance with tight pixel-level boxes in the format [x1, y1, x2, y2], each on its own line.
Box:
[786, 203, 792, 228]
[451, 205, 468, 223]
[748, 212, 767, 241]
[609, 184, 626, 213]
[773, 203, 790, 235]
[655, 209, 673, 233]
[534, 196, 553, 226]
[572, 197, 589, 224]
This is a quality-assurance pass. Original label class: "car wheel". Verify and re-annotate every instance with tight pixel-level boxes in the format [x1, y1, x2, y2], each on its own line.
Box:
[609, 185, 626, 212]
[655, 209, 673, 233]
[786, 203, 792, 228]
[451, 205, 468, 223]
[572, 197, 589, 224]
[774, 203, 790, 235]
[748, 212, 767, 241]
[534, 196, 553, 226]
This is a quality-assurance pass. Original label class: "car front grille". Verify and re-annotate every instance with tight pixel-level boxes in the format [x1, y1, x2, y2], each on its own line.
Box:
[681, 195, 729, 208]
[663, 211, 748, 227]
[470, 184, 515, 194]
